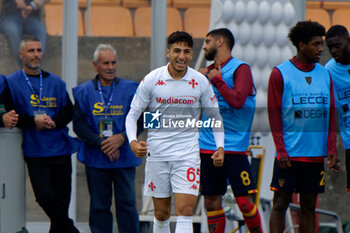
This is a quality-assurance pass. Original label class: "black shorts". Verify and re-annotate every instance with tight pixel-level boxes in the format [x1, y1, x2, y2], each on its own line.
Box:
[200, 153, 257, 197]
[346, 149, 350, 191]
[270, 158, 325, 194]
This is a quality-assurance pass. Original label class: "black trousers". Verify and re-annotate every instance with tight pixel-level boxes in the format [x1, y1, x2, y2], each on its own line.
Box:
[25, 155, 79, 233]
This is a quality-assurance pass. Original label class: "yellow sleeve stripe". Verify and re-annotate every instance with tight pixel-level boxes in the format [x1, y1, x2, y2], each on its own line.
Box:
[248, 189, 258, 194]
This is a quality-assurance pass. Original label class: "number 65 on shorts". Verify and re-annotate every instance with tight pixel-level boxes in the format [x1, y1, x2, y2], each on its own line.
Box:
[144, 159, 201, 198]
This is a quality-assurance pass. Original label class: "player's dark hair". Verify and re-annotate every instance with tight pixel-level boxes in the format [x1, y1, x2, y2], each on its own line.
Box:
[207, 28, 235, 51]
[288, 20, 325, 50]
[167, 31, 193, 48]
[326, 25, 349, 40]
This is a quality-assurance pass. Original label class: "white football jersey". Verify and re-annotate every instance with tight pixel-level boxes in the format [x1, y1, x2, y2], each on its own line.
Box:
[130, 64, 222, 161]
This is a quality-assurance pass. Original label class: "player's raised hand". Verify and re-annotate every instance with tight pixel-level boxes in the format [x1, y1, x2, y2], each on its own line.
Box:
[208, 65, 222, 80]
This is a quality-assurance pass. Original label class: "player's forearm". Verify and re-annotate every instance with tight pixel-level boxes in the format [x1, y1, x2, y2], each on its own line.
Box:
[327, 79, 337, 156]
[126, 107, 142, 143]
[268, 68, 289, 158]
[213, 130, 225, 149]
[207, 109, 225, 149]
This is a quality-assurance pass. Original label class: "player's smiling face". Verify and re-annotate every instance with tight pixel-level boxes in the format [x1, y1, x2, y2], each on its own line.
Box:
[166, 42, 193, 79]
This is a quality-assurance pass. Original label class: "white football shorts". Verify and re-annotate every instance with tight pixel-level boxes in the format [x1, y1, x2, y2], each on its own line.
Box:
[144, 158, 200, 198]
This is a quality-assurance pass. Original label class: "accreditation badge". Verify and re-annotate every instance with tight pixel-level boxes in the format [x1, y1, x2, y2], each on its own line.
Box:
[99, 118, 113, 138]
[33, 110, 46, 116]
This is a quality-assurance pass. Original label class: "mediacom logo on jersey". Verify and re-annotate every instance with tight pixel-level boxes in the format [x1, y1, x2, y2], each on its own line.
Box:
[155, 96, 198, 105]
[143, 110, 222, 129]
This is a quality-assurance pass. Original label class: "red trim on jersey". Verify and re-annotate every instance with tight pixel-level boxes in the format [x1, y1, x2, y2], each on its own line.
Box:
[290, 156, 324, 163]
[267, 57, 337, 162]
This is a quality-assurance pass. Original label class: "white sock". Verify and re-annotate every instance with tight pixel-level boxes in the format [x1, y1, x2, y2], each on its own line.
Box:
[153, 217, 170, 233]
[175, 216, 193, 233]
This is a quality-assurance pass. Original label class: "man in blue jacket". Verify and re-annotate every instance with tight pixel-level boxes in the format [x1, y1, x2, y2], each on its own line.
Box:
[3, 35, 79, 233]
[73, 44, 141, 233]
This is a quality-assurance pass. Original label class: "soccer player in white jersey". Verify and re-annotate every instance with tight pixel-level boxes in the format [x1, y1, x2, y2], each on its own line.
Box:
[126, 31, 225, 233]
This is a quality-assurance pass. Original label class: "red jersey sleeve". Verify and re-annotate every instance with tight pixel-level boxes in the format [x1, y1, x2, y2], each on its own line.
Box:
[267, 67, 289, 159]
[210, 64, 254, 109]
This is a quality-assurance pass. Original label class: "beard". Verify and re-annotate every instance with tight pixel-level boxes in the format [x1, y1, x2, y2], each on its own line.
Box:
[25, 59, 41, 70]
[205, 47, 217, 61]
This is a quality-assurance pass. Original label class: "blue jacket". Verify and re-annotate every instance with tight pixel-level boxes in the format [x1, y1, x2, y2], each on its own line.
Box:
[6, 70, 77, 157]
[73, 77, 142, 169]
